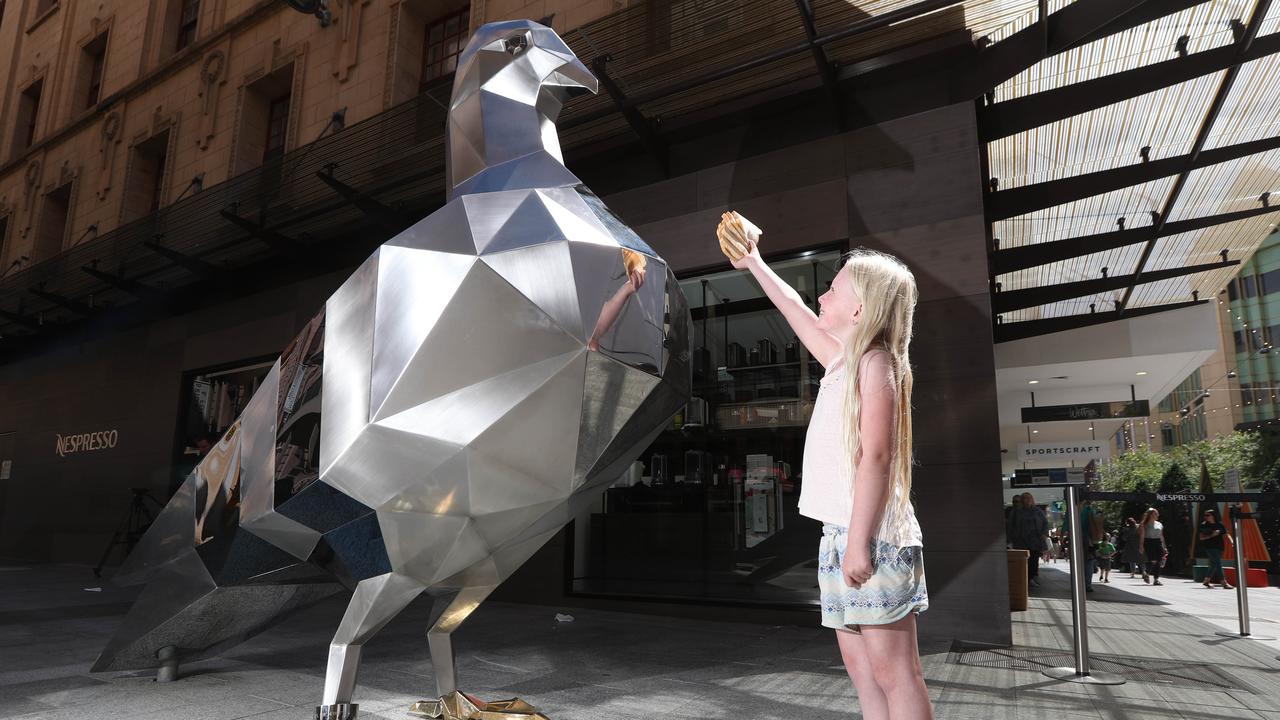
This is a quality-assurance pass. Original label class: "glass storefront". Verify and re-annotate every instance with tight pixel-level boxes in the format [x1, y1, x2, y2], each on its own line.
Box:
[571, 247, 843, 606]
[172, 357, 275, 495]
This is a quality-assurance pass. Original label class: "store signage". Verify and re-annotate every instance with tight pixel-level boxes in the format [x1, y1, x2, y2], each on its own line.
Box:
[1017, 442, 1110, 462]
[1010, 467, 1087, 488]
[55, 429, 119, 457]
[1021, 399, 1150, 423]
[1224, 467, 1241, 493]
[1156, 493, 1206, 502]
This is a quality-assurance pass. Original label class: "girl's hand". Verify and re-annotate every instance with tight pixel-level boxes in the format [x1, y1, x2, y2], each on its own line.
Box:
[843, 543, 874, 589]
[730, 239, 760, 270]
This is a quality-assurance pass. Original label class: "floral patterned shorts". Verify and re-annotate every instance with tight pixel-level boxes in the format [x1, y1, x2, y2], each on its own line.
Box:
[818, 523, 929, 632]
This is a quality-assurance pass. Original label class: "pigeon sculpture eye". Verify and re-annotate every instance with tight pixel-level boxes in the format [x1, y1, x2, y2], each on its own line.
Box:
[504, 34, 527, 54]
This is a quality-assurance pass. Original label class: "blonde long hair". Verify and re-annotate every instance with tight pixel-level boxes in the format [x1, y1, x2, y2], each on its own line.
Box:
[839, 248, 919, 527]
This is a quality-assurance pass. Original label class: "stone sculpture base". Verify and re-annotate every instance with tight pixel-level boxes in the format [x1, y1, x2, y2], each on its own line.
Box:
[409, 691, 550, 719]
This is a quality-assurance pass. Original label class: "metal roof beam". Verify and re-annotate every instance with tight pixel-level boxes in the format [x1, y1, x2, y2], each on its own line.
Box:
[1119, 0, 1274, 315]
[994, 299, 1207, 342]
[994, 227, 1151, 276]
[993, 259, 1238, 313]
[794, 0, 843, 129]
[219, 208, 311, 261]
[965, 0, 1151, 99]
[28, 288, 93, 316]
[1063, 0, 1214, 52]
[143, 239, 229, 282]
[0, 309, 41, 331]
[80, 266, 164, 302]
[591, 56, 669, 176]
[979, 31, 1280, 142]
[315, 170, 407, 235]
[987, 134, 1280, 222]
[993, 203, 1280, 274]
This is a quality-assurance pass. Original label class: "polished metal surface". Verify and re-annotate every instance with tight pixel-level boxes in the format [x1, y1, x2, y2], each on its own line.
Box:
[315, 703, 358, 720]
[1042, 486, 1126, 686]
[98, 19, 689, 713]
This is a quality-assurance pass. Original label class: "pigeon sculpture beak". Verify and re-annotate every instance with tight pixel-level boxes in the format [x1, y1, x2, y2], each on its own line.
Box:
[547, 57, 598, 97]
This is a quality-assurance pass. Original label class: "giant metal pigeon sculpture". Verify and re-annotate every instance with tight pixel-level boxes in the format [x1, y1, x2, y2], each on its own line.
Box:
[94, 19, 690, 720]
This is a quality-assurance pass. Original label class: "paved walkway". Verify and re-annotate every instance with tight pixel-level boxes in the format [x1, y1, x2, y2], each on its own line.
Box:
[2, 562, 1279, 719]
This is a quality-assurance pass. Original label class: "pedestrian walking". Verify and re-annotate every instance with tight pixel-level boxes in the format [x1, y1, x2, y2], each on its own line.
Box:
[1141, 508, 1167, 586]
[1198, 508, 1233, 590]
[1008, 492, 1049, 588]
[1121, 517, 1145, 579]
[1096, 535, 1116, 583]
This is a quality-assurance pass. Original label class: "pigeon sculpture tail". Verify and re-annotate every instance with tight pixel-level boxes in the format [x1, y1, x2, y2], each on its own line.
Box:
[95, 20, 690, 720]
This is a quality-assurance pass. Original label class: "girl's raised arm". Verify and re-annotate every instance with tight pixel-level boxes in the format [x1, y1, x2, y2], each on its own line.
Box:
[732, 243, 843, 368]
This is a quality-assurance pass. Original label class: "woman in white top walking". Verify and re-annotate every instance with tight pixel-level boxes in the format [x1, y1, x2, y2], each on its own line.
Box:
[726, 228, 931, 720]
[1140, 508, 1167, 586]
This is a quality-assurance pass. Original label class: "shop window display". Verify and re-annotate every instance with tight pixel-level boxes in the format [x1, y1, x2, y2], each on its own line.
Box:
[174, 357, 274, 494]
[571, 247, 842, 605]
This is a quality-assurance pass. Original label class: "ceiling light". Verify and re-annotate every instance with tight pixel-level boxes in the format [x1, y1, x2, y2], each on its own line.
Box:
[1135, 371, 1148, 376]
[1028, 380, 1039, 384]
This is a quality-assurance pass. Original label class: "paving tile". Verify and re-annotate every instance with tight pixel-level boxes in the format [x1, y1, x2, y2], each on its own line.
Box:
[4, 562, 1280, 720]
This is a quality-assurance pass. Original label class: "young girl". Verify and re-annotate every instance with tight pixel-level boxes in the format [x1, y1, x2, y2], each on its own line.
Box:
[1096, 533, 1116, 583]
[729, 237, 932, 720]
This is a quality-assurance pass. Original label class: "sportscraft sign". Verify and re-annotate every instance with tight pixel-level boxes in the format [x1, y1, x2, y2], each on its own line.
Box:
[1017, 442, 1110, 462]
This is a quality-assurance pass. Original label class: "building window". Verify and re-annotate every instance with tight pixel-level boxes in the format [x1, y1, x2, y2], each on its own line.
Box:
[34, 182, 72, 263]
[263, 93, 290, 163]
[1243, 274, 1257, 298]
[123, 130, 170, 222]
[175, 0, 199, 51]
[1229, 280, 1239, 301]
[420, 6, 469, 92]
[569, 248, 843, 605]
[14, 79, 43, 152]
[1235, 330, 1247, 353]
[1262, 269, 1280, 296]
[80, 32, 109, 111]
[233, 63, 293, 173]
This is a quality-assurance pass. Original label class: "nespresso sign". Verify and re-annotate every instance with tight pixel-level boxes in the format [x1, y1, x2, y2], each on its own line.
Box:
[55, 429, 119, 457]
[1021, 400, 1150, 423]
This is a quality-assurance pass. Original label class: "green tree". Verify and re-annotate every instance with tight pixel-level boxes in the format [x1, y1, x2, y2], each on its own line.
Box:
[1171, 431, 1262, 488]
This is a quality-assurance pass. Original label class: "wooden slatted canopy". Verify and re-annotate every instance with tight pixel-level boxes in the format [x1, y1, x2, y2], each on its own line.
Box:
[6, 0, 1275, 353]
[986, 0, 1280, 342]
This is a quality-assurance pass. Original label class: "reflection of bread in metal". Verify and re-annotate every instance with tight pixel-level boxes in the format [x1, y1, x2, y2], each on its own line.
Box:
[622, 248, 647, 275]
[716, 210, 762, 262]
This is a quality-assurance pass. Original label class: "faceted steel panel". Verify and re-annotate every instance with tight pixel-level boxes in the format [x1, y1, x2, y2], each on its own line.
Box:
[99, 21, 690, 713]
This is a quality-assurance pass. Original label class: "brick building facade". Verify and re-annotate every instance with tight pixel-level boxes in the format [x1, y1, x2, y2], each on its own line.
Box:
[0, 0, 623, 271]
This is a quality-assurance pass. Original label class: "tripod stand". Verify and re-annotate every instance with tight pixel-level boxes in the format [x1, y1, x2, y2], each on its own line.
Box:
[94, 488, 164, 578]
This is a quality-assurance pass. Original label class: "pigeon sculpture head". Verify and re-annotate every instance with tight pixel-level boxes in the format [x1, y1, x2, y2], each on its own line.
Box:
[447, 19, 599, 200]
[96, 20, 690, 720]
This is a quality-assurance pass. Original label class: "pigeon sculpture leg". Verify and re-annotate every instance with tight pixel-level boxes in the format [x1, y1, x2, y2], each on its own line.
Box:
[97, 19, 689, 720]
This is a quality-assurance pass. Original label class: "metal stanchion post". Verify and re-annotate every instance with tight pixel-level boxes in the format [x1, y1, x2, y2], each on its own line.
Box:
[1043, 485, 1125, 685]
[1217, 505, 1275, 640]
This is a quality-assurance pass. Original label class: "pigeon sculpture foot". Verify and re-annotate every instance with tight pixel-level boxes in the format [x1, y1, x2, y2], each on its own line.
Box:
[315, 703, 358, 720]
[409, 691, 550, 720]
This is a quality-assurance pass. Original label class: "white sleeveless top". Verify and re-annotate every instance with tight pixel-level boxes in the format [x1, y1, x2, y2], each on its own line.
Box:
[798, 354, 923, 548]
